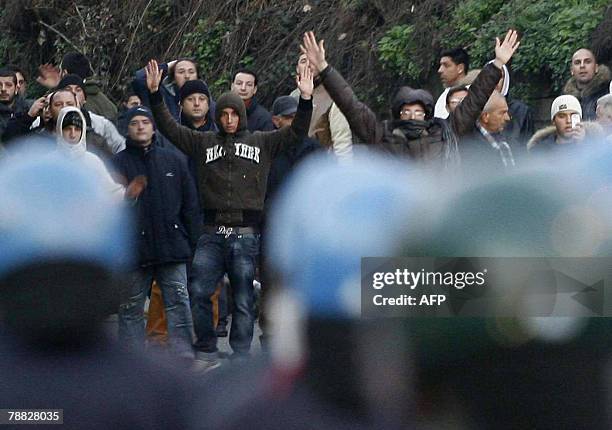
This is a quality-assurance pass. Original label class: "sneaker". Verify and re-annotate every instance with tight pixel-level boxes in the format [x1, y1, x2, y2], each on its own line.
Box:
[192, 352, 221, 374]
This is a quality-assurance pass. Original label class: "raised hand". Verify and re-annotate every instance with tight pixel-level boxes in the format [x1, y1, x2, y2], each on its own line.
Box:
[145, 59, 163, 93]
[28, 96, 47, 118]
[36, 63, 61, 89]
[296, 59, 314, 99]
[300, 31, 328, 73]
[494, 29, 520, 67]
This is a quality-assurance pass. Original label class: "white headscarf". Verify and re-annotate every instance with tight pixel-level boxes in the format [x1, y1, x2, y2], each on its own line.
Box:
[56, 106, 87, 157]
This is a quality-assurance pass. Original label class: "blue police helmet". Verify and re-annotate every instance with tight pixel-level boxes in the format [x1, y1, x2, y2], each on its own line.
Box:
[267, 153, 424, 319]
[0, 144, 133, 278]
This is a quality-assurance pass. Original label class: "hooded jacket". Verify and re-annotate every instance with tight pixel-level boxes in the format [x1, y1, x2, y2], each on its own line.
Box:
[83, 78, 118, 122]
[527, 122, 604, 153]
[56, 107, 124, 198]
[318, 62, 502, 168]
[112, 134, 200, 266]
[149, 89, 312, 225]
[564, 65, 611, 121]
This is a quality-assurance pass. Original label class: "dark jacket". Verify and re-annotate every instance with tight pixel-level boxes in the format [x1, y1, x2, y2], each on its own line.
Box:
[0, 333, 199, 430]
[246, 98, 274, 132]
[505, 97, 534, 151]
[84, 78, 118, 122]
[266, 136, 321, 204]
[319, 63, 502, 168]
[460, 127, 514, 170]
[149, 90, 312, 225]
[133, 63, 217, 122]
[117, 107, 130, 137]
[563, 65, 611, 121]
[112, 135, 200, 267]
[527, 122, 605, 155]
[0, 96, 31, 143]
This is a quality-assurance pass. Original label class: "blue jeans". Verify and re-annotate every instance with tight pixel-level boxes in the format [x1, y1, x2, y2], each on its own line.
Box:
[190, 232, 260, 355]
[118, 263, 194, 358]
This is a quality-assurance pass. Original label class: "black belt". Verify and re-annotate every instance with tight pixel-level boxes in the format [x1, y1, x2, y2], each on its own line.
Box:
[204, 209, 262, 225]
[203, 225, 259, 236]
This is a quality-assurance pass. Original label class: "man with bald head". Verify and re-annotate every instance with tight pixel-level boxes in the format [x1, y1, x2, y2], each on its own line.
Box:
[460, 91, 515, 170]
[564, 48, 610, 121]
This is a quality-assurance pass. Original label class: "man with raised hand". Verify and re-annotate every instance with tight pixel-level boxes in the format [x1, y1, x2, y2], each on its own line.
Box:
[145, 57, 313, 369]
[300, 29, 520, 171]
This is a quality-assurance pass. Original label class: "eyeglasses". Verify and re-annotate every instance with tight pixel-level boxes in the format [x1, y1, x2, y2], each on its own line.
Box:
[400, 110, 426, 119]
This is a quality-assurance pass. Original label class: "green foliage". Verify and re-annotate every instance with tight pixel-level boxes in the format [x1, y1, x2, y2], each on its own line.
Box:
[444, 0, 608, 91]
[377, 24, 422, 82]
[448, 0, 505, 49]
[184, 19, 230, 77]
[210, 72, 231, 97]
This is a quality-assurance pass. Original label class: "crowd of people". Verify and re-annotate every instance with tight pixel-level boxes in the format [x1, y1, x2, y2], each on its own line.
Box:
[1, 26, 612, 428]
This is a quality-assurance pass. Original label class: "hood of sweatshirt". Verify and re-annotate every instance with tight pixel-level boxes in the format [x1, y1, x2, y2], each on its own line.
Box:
[391, 86, 434, 120]
[56, 106, 87, 157]
[214, 92, 248, 135]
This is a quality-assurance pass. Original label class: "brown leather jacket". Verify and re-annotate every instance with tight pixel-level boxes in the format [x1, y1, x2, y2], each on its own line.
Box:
[318, 63, 502, 167]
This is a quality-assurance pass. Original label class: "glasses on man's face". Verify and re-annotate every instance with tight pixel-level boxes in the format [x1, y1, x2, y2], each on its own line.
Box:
[400, 110, 426, 119]
[448, 97, 465, 106]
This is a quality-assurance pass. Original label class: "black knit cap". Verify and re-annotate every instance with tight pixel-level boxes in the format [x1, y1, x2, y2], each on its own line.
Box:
[57, 74, 85, 93]
[125, 106, 154, 124]
[179, 80, 211, 102]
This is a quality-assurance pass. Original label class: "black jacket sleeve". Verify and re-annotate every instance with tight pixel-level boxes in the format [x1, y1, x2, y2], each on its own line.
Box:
[2, 113, 37, 143]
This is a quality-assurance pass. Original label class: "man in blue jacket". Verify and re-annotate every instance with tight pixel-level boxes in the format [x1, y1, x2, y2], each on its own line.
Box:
[113, 106, 200, 362]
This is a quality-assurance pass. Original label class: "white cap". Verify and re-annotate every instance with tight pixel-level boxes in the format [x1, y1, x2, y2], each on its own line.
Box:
[550, 95, 582, 120]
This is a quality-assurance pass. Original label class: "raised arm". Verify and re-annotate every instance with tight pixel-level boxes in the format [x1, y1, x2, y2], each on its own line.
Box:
[301, 31, 383, 145]
[451, 29, 521, 136]
[145, 59, 202, 157]
[263, 60, 314, 158]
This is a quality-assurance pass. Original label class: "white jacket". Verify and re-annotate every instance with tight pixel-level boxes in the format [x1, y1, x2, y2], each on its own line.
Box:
[56, 107, 124, 199]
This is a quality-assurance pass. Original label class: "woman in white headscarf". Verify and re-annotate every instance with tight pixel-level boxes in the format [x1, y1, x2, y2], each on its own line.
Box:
[56, 106, 125, 198]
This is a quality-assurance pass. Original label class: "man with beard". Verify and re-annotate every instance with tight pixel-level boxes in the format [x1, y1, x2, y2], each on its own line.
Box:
[0, 68, 31, 143]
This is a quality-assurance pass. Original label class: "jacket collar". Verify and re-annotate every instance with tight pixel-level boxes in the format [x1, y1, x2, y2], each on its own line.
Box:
[564, 65, 611, 99]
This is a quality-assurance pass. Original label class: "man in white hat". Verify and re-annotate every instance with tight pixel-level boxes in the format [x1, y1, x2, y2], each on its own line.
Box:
[527, 94, 603, 153]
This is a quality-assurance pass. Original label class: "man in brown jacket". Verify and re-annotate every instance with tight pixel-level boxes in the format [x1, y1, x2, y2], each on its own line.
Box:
[300, 30, 520, 170]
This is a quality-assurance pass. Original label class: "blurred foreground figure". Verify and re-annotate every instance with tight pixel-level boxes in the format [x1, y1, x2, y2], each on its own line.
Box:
[401, 153, 612, 429]
[0, 146, 200, 429]
[199, 154, 423, 429]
